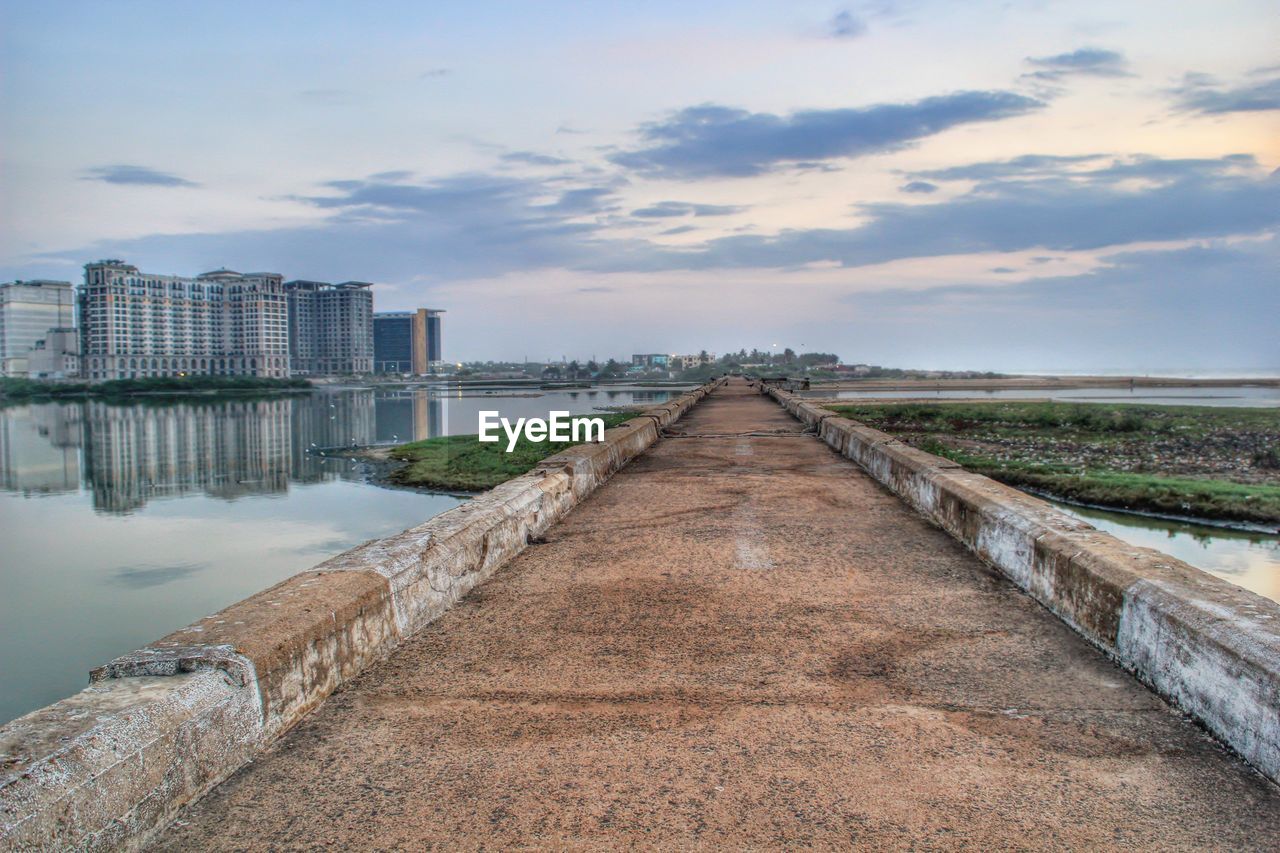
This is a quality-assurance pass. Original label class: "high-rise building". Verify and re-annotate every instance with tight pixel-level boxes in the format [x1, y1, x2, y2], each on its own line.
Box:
[373, 309, 444, 374]
[0, 280, 76, 377]
[284, 280, 373, 375]
[79, 260, 289, 380]
[425, 309, 443, 365]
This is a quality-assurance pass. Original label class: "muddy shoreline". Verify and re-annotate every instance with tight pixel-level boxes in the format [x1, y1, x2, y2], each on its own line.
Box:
[812, 375, 1280, 392]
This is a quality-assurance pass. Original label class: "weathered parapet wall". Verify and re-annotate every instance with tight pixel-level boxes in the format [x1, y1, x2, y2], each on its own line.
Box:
[760, 384, 1280, 785]
[0, 379, 727, 851]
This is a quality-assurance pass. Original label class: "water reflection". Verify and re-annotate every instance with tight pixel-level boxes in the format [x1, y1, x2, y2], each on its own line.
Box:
[1, 386, 679, 515]
[0, 402, 82, 494]
[0, 385, 679, 724]
[0, 392, 426, 514]
[1052, 501, 1280, 604]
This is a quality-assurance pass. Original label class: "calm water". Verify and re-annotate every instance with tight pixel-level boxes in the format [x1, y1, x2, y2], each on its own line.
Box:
[809, 385, 1280, 407]
[0, 385, 679, 724]
[1051, 502, 1280, 604]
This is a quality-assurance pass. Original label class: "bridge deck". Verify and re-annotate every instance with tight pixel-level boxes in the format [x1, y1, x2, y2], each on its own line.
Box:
[157, 380, 1278, 849]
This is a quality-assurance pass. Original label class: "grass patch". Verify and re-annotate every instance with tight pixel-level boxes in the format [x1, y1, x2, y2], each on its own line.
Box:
[831, 400, 1277, 436]
[830, 400, 1280, 526]
[388, 412, 637, 492]
[916, 438, 1280, 526]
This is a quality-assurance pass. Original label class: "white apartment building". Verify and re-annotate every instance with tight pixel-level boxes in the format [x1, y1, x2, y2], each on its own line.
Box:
[669, 352, 716, 370]
[0, 280, 76, 377]
[285, 280, 374, 375]
[80, 260, 289, 380]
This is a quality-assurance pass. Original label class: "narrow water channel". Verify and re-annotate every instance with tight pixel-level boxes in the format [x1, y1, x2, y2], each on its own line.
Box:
[1050, 501, 1280, 604]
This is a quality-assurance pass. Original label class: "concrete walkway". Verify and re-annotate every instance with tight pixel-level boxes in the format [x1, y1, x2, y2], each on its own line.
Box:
[156, 380, 1279, 849]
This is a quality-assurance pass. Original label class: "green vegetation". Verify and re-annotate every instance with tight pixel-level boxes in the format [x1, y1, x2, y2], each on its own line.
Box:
[830, 401, 1280, 527]
[387, 412, 637, 492]
[0, 375, 312, 402]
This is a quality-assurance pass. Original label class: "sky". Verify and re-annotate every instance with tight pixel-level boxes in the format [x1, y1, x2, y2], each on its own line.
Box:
[1, 0, 1277, 371]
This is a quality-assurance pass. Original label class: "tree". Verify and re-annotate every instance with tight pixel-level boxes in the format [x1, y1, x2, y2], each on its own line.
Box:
[799, 352, 841, 367]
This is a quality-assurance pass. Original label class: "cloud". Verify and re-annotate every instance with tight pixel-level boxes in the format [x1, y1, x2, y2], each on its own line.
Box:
[989, 266, 1016, 273]
[630, 201, 747, 218]
[110, 562, 209, 589]
[824, 10, 866, 39]
[501, 151, 573, 166]
[659, 225, 698, 236]
[298, 88, 351, 102]
[1022, 48, 1132, 82]
[900, 180, 938, 193]
[1168, 68, 1280, 114]
[303, 173, 616, 219]
[839, 238, 1279, 369]
[539, 186, 619, 214]
[608, 91, 1043, 179]
[611, 154, 1278, 272]
[44, 155, 1277, 298]
[911, 154, 1105, 181]
[420, 68, 451, 78]
[577, 286, 613, 293]
[82, 165, 198, 187]
[60, 171, 622, 284]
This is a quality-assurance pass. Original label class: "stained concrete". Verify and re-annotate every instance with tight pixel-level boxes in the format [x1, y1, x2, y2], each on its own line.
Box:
[154, 380, 1280, 849]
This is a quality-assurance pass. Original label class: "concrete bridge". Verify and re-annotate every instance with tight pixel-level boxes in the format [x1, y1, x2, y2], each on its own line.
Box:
[4, 379, 1279, 849]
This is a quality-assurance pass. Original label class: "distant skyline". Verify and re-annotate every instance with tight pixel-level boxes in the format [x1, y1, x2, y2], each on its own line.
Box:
[1, 0, 1277, 370]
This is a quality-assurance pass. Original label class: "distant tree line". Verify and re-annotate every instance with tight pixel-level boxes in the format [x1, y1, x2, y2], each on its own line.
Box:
[452, 352, 1006, 382]
[0, 375, 311, 402]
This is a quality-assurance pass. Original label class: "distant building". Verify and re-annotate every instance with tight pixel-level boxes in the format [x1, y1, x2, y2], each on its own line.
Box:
[632, 353, 714, 372]
[631, 353, 670, 370]
[285, 280, 373, 375]
[0, 280, 76, 377]
[669, 352, 716, 371]
[425, 309, 443, 365]
[26, 328, 80, 379]
[373, 309, 445, 374]
[79, 260, 289, 380]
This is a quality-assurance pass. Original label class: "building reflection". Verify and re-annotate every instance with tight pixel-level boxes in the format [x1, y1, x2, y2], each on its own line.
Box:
[373, 389, 443, 444]
[0, 390, 444, 514]
[0, 403, 82, 494]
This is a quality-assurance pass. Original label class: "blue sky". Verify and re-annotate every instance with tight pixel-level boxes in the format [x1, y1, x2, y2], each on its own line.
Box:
[1, 0, 1276, 369]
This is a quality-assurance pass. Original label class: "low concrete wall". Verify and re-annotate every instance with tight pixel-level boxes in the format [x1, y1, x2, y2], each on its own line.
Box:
[0, 379, 727, 851]
[762, 384, 1280, 785]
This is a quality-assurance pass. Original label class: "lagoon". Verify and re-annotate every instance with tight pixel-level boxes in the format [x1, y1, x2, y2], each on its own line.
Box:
[0, 384, 680, 724]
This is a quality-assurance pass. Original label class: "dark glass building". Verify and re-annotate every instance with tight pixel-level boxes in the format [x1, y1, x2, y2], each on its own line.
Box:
[373, 309, 444, 374]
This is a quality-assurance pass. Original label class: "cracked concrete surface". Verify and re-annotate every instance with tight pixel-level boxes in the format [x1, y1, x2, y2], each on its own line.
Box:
[154, 380, 1280, 849]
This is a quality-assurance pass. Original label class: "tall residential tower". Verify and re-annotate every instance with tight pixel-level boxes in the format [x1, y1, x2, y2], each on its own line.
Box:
[284, 280, 373, 375]
[79, 260, 289, 380]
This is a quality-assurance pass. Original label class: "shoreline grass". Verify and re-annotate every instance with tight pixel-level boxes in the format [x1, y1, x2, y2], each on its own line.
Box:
[387, 412, 636, 492]
[0, 375, 312, 403]
[830, 401, 1280, 528]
